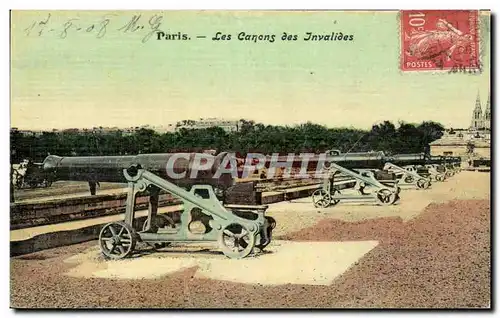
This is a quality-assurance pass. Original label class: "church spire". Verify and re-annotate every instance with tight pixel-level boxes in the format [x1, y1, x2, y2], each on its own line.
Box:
[474, 91, 482, 111]
[471, 91, 483, 129]
[483, 91, 491, 129]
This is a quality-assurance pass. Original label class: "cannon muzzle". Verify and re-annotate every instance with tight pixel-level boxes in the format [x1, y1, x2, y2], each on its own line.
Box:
[388, 153, 428, 166]
[323, 151, 387, 170]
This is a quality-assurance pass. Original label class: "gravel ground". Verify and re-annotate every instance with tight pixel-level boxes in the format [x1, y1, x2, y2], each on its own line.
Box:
[280, 199, 491, 308]
[266, 170, 490, 237]
[10, 199, 490, 309]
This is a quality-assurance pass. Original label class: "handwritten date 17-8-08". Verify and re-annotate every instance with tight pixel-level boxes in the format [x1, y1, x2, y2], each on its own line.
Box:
[23, 13, 165, 43]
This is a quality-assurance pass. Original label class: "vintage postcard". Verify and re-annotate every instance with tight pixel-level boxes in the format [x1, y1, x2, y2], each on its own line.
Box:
[10, 10, 491, 309]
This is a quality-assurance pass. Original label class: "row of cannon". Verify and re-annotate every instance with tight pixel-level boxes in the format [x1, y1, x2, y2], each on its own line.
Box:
[310, 151, 460, 208]
[36, 151, 461, 260]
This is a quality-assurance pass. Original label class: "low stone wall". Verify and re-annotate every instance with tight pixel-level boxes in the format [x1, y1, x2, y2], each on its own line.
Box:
[10, 214, 159, 256]
[10, 192, 178, 230]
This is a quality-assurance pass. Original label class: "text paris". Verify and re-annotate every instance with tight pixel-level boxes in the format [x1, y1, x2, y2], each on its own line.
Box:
[156, 31, 190, 40]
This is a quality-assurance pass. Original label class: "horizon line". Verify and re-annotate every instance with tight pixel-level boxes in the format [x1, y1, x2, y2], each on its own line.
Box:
[10, 121, 469, 133]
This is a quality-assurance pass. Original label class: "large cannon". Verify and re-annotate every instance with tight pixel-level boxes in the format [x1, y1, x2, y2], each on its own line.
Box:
[41, 153, 276, 260]
[42, 153, 236, 194]
[311, 150, 401, 208]
[261, 150, 389, 171]
[384, 153, 435, 189]
[425, 155, 462, 179]
[388, 153, 458, 183]
[443, 156, 463, 174]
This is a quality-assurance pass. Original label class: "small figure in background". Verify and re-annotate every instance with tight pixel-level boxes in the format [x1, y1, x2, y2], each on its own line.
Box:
[10, 165, 15, 203]
[260, 169, 267, 180]
[89, 180, 100, 195]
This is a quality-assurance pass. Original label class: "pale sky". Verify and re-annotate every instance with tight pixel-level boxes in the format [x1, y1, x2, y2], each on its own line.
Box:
[10, 10, 491, 131]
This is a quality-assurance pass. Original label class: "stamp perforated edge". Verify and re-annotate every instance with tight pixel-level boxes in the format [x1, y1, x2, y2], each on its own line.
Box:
[397, 10, 488, 75]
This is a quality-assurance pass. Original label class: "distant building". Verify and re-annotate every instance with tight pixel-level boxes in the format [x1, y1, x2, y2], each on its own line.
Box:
[175, 118, 239, 133]
[429, 132, 490, 159]
[62, 128, 80, 133]
[470, 91, 491, 130]
[89, 126, 122, 134]
[11, 128, 44, 137]
[149, 124, 176, 133]
[122, 126, 141, 136]
[430, 92, 491, 159]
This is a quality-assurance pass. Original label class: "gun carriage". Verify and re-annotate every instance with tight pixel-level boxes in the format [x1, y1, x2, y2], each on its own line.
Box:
[471, 157, 490, 168]
[392, 153, 453, 183]
[426, 155, 461, 179]
[42, 153, 276, 260]
[385, 154, 435, 189]
[311, 150, 401, 208]
[442, 156, 462, 175]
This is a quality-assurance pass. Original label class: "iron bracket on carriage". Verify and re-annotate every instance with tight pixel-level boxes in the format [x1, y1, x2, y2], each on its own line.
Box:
[383, 162, 431, 189]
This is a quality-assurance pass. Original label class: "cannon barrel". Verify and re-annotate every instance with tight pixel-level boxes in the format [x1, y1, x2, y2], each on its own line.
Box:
[42, 152, 236, 190]
[324, 151, 387, 170]
[388, 153, 428, 166]
[388, 153, 459, 166]
[427, 155, 449, 165]
[262, 150, 387, 171]
[446, 156, 462, 164]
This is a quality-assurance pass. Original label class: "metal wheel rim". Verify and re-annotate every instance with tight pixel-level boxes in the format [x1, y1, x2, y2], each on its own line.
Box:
[331, 189, 341, 206]
[376, 189, 396, 206]
[312, 189, 332, 208]
[404, 176, 414, 183]
[99, 221, 136, 259]
[395, 186, 402, 194]
[218, 223, 256, 259]
[417, 179, 430, 189]
[266, 216, 277, 230]
[256, 216, 276, 250]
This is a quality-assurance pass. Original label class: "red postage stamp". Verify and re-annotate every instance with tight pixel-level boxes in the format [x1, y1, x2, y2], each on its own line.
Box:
[400, 10, 480, 72]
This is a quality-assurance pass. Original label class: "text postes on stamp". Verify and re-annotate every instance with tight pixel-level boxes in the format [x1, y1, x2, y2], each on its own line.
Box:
[400, 10, 480, 72]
